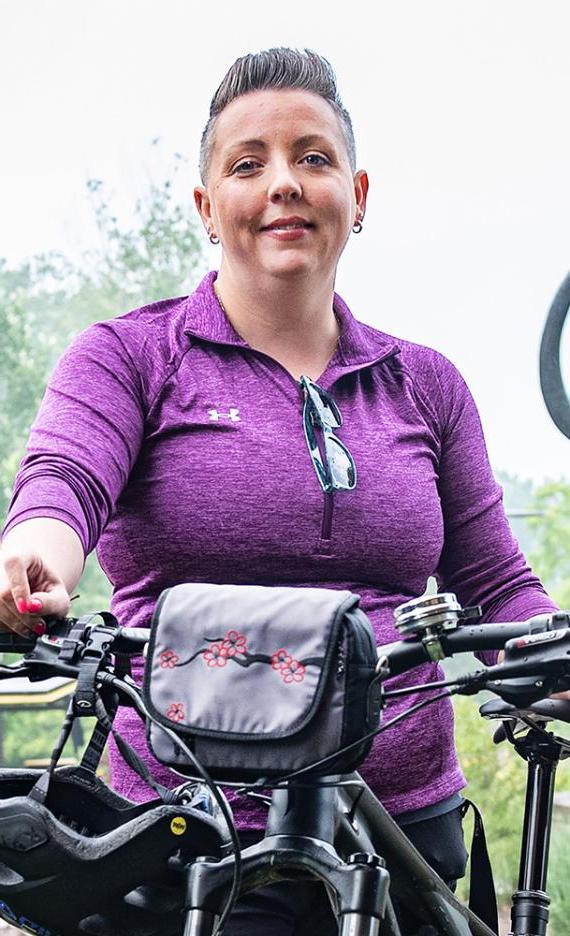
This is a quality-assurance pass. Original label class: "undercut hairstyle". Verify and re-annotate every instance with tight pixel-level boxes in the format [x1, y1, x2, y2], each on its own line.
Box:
[199, 48, 357, 182]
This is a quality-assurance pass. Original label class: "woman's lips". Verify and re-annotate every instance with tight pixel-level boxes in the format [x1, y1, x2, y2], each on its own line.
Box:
[260, 219, 313, 241]
[263, 226, 311, 241]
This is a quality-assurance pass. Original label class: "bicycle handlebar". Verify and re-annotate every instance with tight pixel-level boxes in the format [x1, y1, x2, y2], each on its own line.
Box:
[0, 610, 566, 689]
[0, 617, 543, 663]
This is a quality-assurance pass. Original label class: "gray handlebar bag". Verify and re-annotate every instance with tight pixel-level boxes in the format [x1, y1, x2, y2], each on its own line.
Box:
[143, 583, 381, 783]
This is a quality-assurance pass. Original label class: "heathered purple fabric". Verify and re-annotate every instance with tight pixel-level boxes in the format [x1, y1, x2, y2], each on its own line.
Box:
[4, 271, 556, 827]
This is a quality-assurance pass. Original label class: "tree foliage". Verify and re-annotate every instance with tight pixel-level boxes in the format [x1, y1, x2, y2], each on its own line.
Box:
[528, 480, 570, 608]
[454, 695, 527, 901]
[455, 471, 570, 918]
[0, 149, 206, 614]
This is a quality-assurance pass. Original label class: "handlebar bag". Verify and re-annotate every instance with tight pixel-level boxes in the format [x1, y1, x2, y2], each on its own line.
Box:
[143, 583, 381, 782]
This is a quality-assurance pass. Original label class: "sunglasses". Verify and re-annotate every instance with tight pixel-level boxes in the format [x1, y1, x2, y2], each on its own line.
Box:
[300, 376, 357, 493]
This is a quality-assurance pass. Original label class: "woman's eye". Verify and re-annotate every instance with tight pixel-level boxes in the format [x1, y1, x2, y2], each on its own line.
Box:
[302, 153, 330, 167]
[232, 159, 260, 174]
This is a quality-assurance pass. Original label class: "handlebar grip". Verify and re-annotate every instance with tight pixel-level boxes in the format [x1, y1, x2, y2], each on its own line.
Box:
[0, 622, 150, 659]
[381, 620, 541, 679]
[0, 631, 38, 654]
[113, 627, 151, 653]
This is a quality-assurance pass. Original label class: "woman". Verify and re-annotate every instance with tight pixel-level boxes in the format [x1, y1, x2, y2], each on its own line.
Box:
[0, 48, 557, 933]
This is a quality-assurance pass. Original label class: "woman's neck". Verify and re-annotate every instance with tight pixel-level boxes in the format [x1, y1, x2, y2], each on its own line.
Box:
[214, 267, 340, 381]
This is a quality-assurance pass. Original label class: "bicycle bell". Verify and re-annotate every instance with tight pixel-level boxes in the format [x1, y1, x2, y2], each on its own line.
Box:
[394, 593, 482, 661]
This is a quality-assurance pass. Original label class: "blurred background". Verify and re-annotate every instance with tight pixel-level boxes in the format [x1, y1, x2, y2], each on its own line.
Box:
[1, 1, 569, 930]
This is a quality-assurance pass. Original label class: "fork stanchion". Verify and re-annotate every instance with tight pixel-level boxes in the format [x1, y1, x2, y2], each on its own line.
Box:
[339, 916, 382, 936]
[337, 853, 388, 936]
[183, 908, 218, 936]
[183, 856, 224, 936]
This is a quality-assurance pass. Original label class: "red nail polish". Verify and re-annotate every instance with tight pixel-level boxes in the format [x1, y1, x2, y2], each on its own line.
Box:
[16, 599, 28, 614]
[33, 622, 47, 636]
[27, 599, 43, 613]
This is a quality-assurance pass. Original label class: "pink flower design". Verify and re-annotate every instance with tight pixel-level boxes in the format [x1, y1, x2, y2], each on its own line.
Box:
[221, 629, 247, 657]
[159, 649, 179, 669]
[271, 648, 292, 671]
[281, 660, 306, 684]
[166, 702, 185, 722]
[203, 643, 229, 667]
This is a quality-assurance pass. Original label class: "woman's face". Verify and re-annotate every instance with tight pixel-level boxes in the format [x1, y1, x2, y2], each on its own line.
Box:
[194, 89, 368, 286]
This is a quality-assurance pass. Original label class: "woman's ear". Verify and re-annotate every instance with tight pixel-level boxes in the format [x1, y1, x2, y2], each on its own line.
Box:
[194, 186, 213, 233]
[353, 170, 369, 220]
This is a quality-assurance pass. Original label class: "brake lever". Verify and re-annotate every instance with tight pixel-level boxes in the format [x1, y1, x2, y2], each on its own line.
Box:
[0, 616, 74, 656]
[477, 627, 570, 706]
[17, 618, 83, 680]
[485, 675, 563, 707]
[0, 619, 74, 683]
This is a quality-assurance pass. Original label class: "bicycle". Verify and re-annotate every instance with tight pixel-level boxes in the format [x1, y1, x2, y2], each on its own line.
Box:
[0, 591, 569, 936]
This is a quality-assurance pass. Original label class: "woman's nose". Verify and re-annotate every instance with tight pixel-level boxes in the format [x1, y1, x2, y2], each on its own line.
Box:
[267, 163, 303, 202]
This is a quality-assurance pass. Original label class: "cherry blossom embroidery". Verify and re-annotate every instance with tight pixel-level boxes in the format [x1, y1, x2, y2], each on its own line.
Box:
[221, 629, 247, 657]
[173, 632, 322, 677]
[159, 649, 179, 669]
[203, 643, 229, 667]
[271, 648, 292, 671]
[166, 702, 185, 722]
[281, 660, 306, 684]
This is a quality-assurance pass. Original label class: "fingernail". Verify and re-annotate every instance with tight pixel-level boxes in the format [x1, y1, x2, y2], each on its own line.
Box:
[27, 599, 43, 613]
[33, 622, 47, 636]
[16, 599, 28, 614]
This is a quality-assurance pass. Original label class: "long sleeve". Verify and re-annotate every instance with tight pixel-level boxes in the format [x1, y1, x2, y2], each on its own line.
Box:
[3, 321, 147, 554]
[430, 354, 557, 659]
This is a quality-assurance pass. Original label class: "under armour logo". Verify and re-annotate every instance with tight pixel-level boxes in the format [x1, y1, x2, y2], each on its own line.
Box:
[208, 408, 241, 422]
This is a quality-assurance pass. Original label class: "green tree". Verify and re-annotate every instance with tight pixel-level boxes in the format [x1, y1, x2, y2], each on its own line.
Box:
[454, 695, 528, 901]
[454, 474, 570, 919]
[495, 469, 539, 557]
[528, 479, 570, 608]
[0, 149, 206, 616]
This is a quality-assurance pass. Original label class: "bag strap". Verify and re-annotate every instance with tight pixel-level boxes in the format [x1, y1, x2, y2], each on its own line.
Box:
[29, 655, 178, 806]
[461, 798, 499, 934]
[94, 697, 179, 803]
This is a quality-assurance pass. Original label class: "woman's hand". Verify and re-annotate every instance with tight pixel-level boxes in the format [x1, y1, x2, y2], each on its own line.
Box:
[0, 548, 71, 635]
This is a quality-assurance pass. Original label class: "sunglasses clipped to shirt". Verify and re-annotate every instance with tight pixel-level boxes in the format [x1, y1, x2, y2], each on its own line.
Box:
[300, 375, 357, 494]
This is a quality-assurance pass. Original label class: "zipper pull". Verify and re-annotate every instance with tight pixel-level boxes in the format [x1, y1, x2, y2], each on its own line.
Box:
[336, 637, 346, 676]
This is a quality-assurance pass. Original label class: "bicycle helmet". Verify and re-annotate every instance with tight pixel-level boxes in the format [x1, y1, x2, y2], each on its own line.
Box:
[0, 766, 227, 936]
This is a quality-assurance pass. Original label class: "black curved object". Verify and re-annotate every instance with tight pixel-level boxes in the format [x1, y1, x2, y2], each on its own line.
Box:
[539, 270, 570, 440]
[0, 767, 226, 936]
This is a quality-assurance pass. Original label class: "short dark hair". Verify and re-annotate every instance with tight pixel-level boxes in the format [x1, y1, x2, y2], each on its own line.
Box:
[199, 48, 357, 182]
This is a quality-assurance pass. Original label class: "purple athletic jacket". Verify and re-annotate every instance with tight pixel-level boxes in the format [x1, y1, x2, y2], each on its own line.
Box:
[4, 271, 556, 826]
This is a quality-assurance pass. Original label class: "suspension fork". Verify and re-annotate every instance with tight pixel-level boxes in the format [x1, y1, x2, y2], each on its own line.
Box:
[182, 782, 391, 935]
[182, 846, 390, 936]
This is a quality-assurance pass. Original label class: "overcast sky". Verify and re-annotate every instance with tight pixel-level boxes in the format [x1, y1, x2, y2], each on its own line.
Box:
[1, 0, 569, 482]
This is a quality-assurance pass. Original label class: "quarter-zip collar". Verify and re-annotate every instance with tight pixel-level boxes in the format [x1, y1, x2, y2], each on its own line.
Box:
[183, 271, 400, 380]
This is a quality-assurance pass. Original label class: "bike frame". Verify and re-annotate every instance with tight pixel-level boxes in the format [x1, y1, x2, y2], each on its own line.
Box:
[0, 613, 569, 935]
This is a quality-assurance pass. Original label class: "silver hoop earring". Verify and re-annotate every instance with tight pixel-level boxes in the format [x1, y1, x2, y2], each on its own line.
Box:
[208, 231, 220, 245]
[352, 220, 363, 234]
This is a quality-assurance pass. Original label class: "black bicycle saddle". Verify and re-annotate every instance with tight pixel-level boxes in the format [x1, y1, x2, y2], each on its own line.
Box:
[480, 697, 570, 725]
